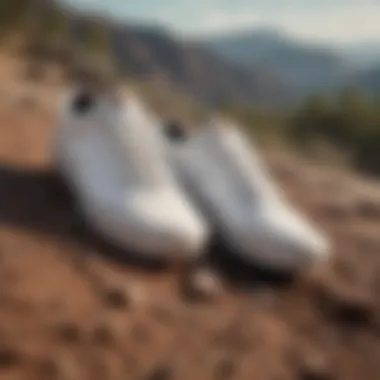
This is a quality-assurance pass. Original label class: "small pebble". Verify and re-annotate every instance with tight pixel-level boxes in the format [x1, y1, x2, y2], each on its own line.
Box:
[55, 322, 82, 343]
[317, 283, 373, 327]
[355, 198, 380, 219]
[181, 266, 221, 303]
[0, 346, 21, 368]
[145, 363, 173, 380]
[102, 287, 129, 309]
[299, 352, 333, 380]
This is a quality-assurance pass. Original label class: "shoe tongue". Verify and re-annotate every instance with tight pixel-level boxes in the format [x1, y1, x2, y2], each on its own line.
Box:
[113, 92, 173, 188]
[123, 91, 159, 128]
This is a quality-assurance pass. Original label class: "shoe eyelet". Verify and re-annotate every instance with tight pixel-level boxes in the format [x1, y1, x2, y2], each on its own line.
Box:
[163, 120, 188, 143]
[72, 91, 96, 116]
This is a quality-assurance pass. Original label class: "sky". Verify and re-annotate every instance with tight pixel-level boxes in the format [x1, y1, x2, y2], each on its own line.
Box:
[62, 0, 380, 45]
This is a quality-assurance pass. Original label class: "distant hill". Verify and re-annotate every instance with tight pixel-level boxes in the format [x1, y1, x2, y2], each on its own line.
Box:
[353, 65, 380, 98]
[202, 29, 353, 97]
[338, 41, 380, 69]
[11, 1, 373, 108]
[8, 1, 293, 109]
[6, 0, 380, 109]
[106, 24, 291, 108]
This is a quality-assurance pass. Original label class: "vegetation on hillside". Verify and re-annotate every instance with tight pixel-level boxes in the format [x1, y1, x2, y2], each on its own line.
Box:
[0, 0, 119, 81]
[227, 88, 380, 175]
[288, 89, 380, 174]
[220, 86, 380, 175]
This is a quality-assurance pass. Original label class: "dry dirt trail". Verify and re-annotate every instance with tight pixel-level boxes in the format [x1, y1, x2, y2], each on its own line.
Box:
[0, 50, 379, 380]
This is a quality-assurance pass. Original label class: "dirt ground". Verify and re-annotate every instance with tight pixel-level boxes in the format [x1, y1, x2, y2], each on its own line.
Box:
[0, 49, 379, 380]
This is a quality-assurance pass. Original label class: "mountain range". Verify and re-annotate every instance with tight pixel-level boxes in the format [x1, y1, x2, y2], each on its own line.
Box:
[339, 41, 380, 69]
[107, 24, 290, 108]
[201, 29, 380, 99]
[106, 23, 380, 106]
[21, 0, 380, 107]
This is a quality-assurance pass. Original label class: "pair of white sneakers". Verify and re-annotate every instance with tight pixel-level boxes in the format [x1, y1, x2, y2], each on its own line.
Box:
[53, 86, 331, 272]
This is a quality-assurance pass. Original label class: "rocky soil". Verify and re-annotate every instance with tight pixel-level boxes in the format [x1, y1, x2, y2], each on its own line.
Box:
[0, 51, 379, 380]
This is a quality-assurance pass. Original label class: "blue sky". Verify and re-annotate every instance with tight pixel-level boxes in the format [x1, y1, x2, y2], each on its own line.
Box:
[62, 0, 380, 44]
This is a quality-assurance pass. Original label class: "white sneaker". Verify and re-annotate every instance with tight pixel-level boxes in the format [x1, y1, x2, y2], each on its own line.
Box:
[52, 87, 209, 261]
[162, 118, 331, 271]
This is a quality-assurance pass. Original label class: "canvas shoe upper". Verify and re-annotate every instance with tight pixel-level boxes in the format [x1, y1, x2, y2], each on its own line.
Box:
[53, 87, 209, 261]
[163, 118, 331, 271]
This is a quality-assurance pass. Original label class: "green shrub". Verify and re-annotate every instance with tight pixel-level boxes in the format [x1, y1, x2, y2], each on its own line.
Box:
[353, 128, 380, 175]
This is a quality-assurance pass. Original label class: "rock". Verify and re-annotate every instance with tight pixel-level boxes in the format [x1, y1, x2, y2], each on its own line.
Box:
[55, 322, 82, 343]
[145, 363, 173, 380]
[321, 201, 352, 220]
[102, 287, 129, 310]
[317, 282, 374, 327]
[180, 266, 221, 303]
[214, 359, 237, 380]
[355, 198, 380, 219]
[0, 346, 21, 368]
[298, 352, 333, 380]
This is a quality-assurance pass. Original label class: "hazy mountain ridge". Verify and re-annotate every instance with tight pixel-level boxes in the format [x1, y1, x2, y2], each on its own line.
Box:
[103, 24, 292, 107]
[46, 9, 293, 107]
[202, 29, 357, 97]
[339, 41, 380, 69]
[5, 0, 380, 106]
[353, 65, 380, 97]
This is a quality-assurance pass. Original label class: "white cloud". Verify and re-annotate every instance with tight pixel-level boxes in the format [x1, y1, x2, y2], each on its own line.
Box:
[269, 4, 380, 44]
[173, 3, 380, 45]
[63, 0, 380, 44]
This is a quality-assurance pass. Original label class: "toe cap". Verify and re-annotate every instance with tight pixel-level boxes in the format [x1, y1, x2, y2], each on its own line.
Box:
[235, 207, 331, 271]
